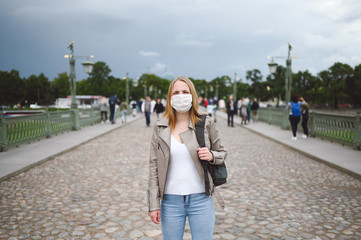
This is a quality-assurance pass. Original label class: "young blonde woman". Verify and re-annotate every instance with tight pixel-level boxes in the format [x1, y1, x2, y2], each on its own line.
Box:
[147, 76, 227, 239]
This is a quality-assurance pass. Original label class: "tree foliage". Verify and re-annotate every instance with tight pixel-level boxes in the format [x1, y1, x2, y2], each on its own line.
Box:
[51, 72, 70, 100]
[0, 70, 24, 106]
[1, 61, 361, 109]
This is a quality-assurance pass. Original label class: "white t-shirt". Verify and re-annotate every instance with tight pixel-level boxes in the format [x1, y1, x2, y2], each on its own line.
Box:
[164, 135, 205, 195]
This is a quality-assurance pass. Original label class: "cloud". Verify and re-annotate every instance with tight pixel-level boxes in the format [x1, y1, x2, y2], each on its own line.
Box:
[301, 32, 338, 50]
[171, 33, 214, 48]
[139, 51, 160, 57]
[311, 0, 361, 22]
[251, 28, 275, 36]
[149, 62, 168, 74]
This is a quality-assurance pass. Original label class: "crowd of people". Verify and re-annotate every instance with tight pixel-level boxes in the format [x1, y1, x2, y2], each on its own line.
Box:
[99, 91, 309, 142]
[99, 93, 262, 129]
[99, 95, 166, 126]
[197, 95, 259, 127]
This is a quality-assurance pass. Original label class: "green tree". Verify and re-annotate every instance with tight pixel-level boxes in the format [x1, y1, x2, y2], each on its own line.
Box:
[51, 72, 70, 100]
[191, 78, 209, 98]
[0, 70, 24, 106]
[346, 64, 361, 108]
[24, 73, 51, 105]
[246, 69, 263, 101]
[328, 62, 353, 108]
[137, 74, 170, 99]
[267, 65, 286, 107]
[209, 76, 233, 100]
[87, 61, 112, 95]
[292, 70, 319, 104]
[76, 79, 92, 95]
[317, 70, 333, 107]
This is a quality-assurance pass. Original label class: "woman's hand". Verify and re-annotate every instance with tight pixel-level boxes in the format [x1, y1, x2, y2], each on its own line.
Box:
[197, 147, 214, 162]
[150, 210, 161, 224]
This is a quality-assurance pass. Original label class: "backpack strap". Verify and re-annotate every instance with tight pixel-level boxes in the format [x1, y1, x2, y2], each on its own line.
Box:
[195, 114, 211, 196]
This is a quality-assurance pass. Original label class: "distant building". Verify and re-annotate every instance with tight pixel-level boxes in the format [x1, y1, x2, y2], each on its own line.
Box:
[55, 95, 104, 109]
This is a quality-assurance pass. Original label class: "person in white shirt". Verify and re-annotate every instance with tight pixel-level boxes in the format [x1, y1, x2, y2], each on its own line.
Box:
[148, 76, 227, 239]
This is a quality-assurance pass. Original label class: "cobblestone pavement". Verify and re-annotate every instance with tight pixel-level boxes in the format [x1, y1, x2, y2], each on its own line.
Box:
[1, 115, 361, 240]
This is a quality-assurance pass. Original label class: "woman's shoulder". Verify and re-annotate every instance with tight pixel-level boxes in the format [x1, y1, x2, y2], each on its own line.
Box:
[202, 114, 214, 126]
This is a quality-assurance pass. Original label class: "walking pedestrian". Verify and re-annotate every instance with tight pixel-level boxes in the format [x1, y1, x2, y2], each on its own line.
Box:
[120, 99, 128, 124]
[287, 94, 301, 140]
[226, 95, 236, 127]
[240, 98, 248, 125]
[137, 99, 143, 113]
[204, 97, 209, 107]
[108, 93, 118, 124]
[300, 97, 309, 138]
[218, 97, 226, 112]
[148, 76, 227, 240]
[206, 99, 215, 118]
[251, 98, 259, 123]
[247, 98, 252, 123]
[212, 97, 218, 123]
[142, 96, 152, 127]
[154, 98, 165, 119]
[100, 97, 108, 124]
[237, 98, 242, 118]
[130, 100, 137, 117]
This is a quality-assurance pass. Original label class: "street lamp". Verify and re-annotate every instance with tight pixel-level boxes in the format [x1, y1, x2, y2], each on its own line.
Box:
[268, 59, 278, 75]
[233, 72, 238, 101]
[215, 80, 219, 100]
[64, 41, 94, 109]
[267, 43, 295, 105]
[267, 43, 295, 129]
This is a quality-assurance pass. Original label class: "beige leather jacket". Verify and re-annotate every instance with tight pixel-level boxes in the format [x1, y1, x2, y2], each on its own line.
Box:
[147, 115, 228, 212]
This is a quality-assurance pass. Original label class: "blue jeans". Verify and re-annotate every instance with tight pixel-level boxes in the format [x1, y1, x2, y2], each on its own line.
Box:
[145, 111, 151, 126]
[121, 110, 127, 123]
[161, 193, 215, 240]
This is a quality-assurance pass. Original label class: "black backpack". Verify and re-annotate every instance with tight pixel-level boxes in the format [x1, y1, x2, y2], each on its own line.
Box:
[195, 114, 228, 196]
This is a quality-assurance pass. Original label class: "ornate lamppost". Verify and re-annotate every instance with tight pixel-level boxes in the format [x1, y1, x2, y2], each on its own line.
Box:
[233, 72, 238, 101]
[267, 43, 294, 105]
[267, 43, 296, 129]
[64, 42, 94, 109]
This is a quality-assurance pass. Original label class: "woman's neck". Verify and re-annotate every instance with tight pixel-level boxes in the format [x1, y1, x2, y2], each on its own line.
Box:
[175, 111, 190, 124]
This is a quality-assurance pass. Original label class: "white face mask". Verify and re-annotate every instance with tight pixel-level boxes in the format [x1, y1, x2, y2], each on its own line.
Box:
[171, 94, 193, 113]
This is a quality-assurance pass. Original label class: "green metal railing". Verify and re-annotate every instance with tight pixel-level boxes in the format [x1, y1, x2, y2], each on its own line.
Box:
[258, 108, 284, 126]
[0, 107, 112, 152]
[258, 108, 361, 150]
[79, 108, 101, 127]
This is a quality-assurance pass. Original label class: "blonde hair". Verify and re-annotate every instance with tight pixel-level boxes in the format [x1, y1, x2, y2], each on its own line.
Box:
[163, 76, 203, 130]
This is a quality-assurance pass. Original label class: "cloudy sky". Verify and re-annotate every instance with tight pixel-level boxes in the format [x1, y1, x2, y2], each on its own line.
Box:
[1, 0, 361, 83]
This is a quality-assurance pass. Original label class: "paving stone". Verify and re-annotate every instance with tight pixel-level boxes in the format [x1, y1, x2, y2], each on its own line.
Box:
[0, 115, 360, 239]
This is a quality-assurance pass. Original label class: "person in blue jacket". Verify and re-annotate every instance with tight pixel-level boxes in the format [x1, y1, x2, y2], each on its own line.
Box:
[287, 94, 301, 140]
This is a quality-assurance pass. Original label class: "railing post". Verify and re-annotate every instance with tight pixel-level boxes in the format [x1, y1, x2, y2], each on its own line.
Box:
[72, 109, 80, 130]
[0, 112, 8, 152]
[281, 108, 289, 130]
[90, 107, 94, 125]
[353, 110, 361, 150]
[309, 111, 315, 137]
[46, 108, 52, 138]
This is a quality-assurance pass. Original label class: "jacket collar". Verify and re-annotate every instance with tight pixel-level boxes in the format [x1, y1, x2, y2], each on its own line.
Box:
[156, 116, 195, 130]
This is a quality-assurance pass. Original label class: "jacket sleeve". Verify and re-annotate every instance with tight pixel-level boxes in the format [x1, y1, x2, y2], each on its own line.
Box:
[206, 117, 228, 165]
[147, 125, 161, 212]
